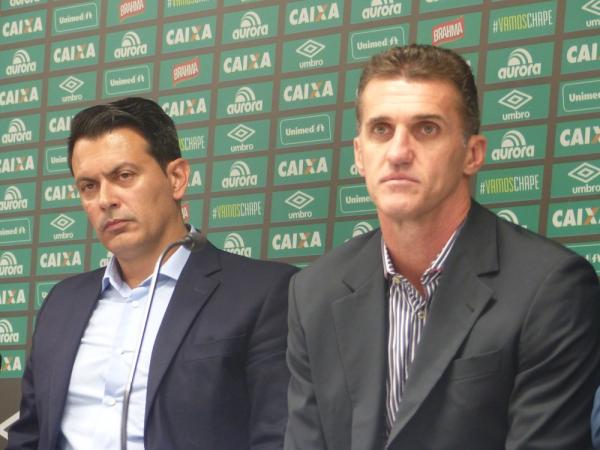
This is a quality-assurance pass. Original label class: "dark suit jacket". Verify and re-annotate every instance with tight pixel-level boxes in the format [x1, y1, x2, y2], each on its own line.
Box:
[8, 241, 297, 450]
[593, 386, 600, 449]
[285, 201, 600, 450]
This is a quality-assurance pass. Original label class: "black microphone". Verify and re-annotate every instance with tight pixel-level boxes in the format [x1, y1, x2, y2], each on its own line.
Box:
[120, 227, 205, 450]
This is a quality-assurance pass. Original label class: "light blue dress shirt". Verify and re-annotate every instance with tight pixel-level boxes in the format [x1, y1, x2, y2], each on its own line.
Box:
[60, 245, 191, 450]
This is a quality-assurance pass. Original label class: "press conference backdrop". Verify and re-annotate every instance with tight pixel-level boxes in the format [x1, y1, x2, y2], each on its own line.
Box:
[0, 0, 598, 443]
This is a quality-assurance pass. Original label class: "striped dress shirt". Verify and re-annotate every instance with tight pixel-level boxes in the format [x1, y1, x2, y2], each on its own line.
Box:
[382, 227, 462, 432]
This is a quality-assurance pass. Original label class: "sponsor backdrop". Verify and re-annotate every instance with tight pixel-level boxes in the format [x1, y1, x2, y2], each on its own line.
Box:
[0, 0, 598, 443]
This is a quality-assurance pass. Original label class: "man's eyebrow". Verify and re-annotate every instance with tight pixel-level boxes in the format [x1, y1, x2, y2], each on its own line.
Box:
[74, 163, 136, 184]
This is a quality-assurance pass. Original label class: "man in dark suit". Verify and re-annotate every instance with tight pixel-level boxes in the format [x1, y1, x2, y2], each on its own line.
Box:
[593, 387, 600, 449]
[8, 97, 296, 450]
[284, 45, 600, 450]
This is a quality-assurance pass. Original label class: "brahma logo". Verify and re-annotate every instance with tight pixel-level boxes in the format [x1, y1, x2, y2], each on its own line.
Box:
[289, 3, 340, 25]
[172, 57, 200, 85]
[0, 319, 20, 344]
[53, 42, 96, 64]
[490, 130, 535, 161]
[432, 16, 465, 45]
[582, 0, 600, 27]
[165, 23, 213, 45]
[498, 89, 532, 120]
[0, 287, 26, 306]
[0, 155, 34, 175]
[227, 124, 256, 152]
[223, 51, 271, 74]
[0, 86, 39, 107]
[361, 0, 402, 20]
[285, 191, 315, 219]
[283, 80, 334, 102]
[0, 186, 27, 212]
[223, 233, 252, 257]
[1, 118, 32, 144]
[559, 124, 600, 147]
[162, 97, 207, 118]
[232, 11, 269, 41]
[226, 87, 263, 115]
[552, 206, 599, 228]
[498, 48, 542, 80]
[39, 250, 82, 268]
[50, 213, 75, 240]
[6, 49, 37, 76]
[120, 0, 145, 21]
[352, 221, 374, 237]
[0, 252, 24, 277]
[114, 31, 148, 59]
[566, 42, 598, 64]
[2, 16, 43, 38]
[44, 183, 79, 202]
[221, 161, 258, 189]
[277, 156, 329, 177]
[272, 231, 323, 250]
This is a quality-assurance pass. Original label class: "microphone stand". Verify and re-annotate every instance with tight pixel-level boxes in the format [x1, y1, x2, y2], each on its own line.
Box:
[120, 230, 205, 450]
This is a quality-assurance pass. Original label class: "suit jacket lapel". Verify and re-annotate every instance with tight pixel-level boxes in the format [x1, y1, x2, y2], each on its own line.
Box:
[332, 231, 388, 449]
[387, 202, 499, 445]
[145, 243, 221, 423]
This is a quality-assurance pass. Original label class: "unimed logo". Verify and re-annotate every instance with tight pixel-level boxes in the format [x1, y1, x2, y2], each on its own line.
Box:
[0, 186, 28, 212]
[6, 49, 37, 76]
[223, 232, 252, 257]
[226, 86, 263, 115]
[498, 48, 541, 80]
[490, 130, 535, 161]
[2, 118, 32, 144]
[432, 16, 465, 45]
[0, 252, 24, 277]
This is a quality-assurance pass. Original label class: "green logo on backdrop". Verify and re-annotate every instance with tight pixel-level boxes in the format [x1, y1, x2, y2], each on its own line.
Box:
[485, 42, 553, 84]
[208, 229, 262, 258]
[417, 13, 481, 48]
[271, 187, 330, 223]
[214, 120, 269, 156]
[280, 72, 338, 111]
[46, 108, 78, 141]
[339, 146, 361, 180]
[0, 44, 45, 80]
[0, 283, 29, 312]
[217, 82, 272, 119]
[0, 10, 46, 45]
[482, 84, 550, 125]
[0, 114, 40, 145]
[564, 0, 600, 32]
[484, 125, 547, 164]
[160, 91, 210, 124]
[104, 64, 152, 97]
[351, 0, 410, 24]
[547, 200, 600, 237]
[50, 35, 99, 71]
[165, 0, 216, 17]
[268, 223, 327, 258]
[462, 51, 479, 76]
[162, 16, 216, 53]
[212, 157, 267, 193]
[222, 5, 278, 45]
[337, 185, 375, 216]
[344, 69, 360, 103]
[419, 0, 482, 13]
[0, 350, 26, 378]
[160, 54, 213, 91]
[0, 249, 31, 278]
[219, 44, 275, 82]
[208, 193, 265, 228]
[551, 160, 600, 198]
[0, 79, 41, 113]
[559, 78, 600, 115]
[332, 219, 378, 248]
[561, 36, 600, 74]
[348, 24, 408, 61]
[39, 211, 87, 243]
[223, 0, 259, 5]
[180, 199, 203, 227]
[186, 163, 205, 194]
[342, 108, 357, 141]
[36, 280, 58, 309]
[178, 127, 208, 158]
[105, 26, 156, 63]
[278, 112, 334, 147]
[37, 244, 85, 275]
[44, 146, 69, 175]
[282, 34, 341, 73]
[0, 182, 35, 213]
[475, 166, 544, 204]
[0, 149, 37, 180]
[488, 1, 556, 43]
[90, 243, 112, 270]
[0, 218, 32, 246]
[554, 118, 600, 157]
[0, 316, 27, 346]
[274, 149, 332, 185]
[106, 0, 158, 26]
[53, 1, 99, 34]
[1, 0, 46, 10]
[566, 242, 600, 274]
[285, 0, 343, 34]
[48, 71, 96, 106]
[41, 179, 80, 208]
[490, 205, 540, 232]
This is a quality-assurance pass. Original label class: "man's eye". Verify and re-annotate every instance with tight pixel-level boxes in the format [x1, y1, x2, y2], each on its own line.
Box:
[119, 172, 133, 180]
[421, 123, 438, 135]
[373, 124, 389, 135]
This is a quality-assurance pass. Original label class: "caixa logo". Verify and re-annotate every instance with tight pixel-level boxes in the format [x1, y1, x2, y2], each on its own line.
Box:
[2, 16, 43, 38]
[271, 231, 322, 250]
[491, 130, 535, 161]
[221, 161, 258, 189]
[283, 80, 334, 102]
[498, 48, 542, 80]
[552, 206, 599, 228]
[165, 23, 213, 46]
[44, 183, 79, 202]
[223, 51, 271, 75]
[361, 0, 403, 20]
[0, 252, 24, 277]
[114, 31, 148, 59]
[226, 87, 263, 115]
[0, 319, 20, 344]
[0, 287, 26, 306]
[6, 49, 37, 76]
[162, 97, 207, 118]
[277, 156, 328, 177]
[0, 154, 34, 175]
[223, 232, 252, 257]
[559, 124, 600, 147]
[53, 42, 96, 64]
[289, 3, 340, 25]
[39, 250, 82, 268]
[2, 118, 32, 144]
[566, 42, 598, 64]
[0, 86, 39, 107]
[232, 11, 269, 40]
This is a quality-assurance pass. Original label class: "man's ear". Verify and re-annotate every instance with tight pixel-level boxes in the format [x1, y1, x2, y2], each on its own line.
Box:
[166, 158, 190, 201]
[353, 136, 366, 177]
[463, 134, 486, 176]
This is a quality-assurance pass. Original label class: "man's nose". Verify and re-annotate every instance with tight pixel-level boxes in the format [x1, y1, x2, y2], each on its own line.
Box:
[98, 183, 118, 210]
[386, 128, 413, 165]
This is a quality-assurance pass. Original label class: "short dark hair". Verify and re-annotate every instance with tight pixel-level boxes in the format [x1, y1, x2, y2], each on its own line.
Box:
[356, 44, 480, 137]
[67, 97, 181, 174]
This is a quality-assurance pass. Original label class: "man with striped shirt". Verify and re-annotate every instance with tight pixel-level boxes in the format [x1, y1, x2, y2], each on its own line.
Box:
[284, 45, 600, 450]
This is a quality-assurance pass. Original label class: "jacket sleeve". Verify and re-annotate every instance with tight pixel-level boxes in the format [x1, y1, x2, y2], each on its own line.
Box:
[506, 255, 600, 450]
[593, 386, 600, 450]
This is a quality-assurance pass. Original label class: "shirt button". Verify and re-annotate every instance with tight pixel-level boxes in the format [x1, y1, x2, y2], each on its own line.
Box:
[131, 301, 140, 309]
[103, 396, 117, 407]
[392, 276, 401, 285]
[417, 311, 426, 320]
